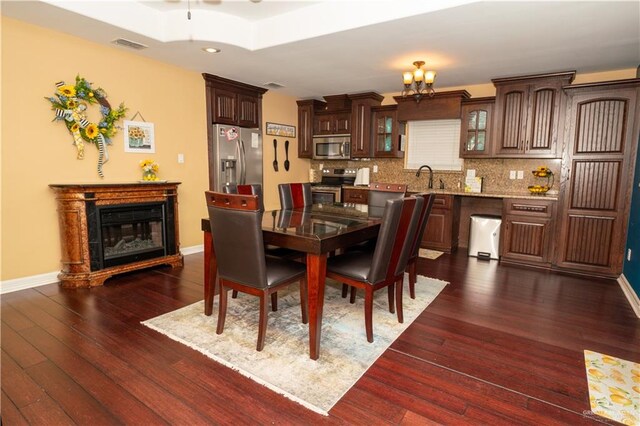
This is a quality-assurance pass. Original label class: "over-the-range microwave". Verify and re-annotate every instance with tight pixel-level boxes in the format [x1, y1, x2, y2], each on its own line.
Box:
[312, 135, 350, 160]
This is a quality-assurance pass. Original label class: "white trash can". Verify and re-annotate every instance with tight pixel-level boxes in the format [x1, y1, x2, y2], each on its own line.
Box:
[468, 215, 501, 260]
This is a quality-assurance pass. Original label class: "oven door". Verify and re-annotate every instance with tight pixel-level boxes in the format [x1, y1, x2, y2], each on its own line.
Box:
[311, 187, 341, 204]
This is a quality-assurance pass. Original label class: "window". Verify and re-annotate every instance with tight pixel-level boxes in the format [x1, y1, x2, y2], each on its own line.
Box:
[405, 120, 462, 171]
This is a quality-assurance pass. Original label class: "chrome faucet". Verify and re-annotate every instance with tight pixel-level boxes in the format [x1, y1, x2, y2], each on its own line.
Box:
[416, 165, 433, 189]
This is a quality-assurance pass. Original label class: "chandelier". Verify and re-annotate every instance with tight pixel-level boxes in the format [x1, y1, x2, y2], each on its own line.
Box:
[402, 61, 436, 103]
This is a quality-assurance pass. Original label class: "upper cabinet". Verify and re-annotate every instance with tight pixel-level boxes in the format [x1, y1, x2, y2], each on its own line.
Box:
[203, 73, 267, 129]
[313, 111, 351, 135]
[350, 92, 384, 158]
[492, 71, 575, 158]
[372, 105, 402, 158]
[459, 97, 494, 158]
[297, 99, 326, 158]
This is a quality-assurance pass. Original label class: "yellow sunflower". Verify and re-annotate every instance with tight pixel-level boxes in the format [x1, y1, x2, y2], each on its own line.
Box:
[67, 99, 78, 109]
[58, 85, 76, 97]
[70, 123, 80, 133]
[85, 123, 99, 139]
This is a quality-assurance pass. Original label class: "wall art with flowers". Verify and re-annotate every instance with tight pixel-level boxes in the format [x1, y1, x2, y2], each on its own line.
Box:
[124, 121, 155, 153]
[46, 75, 127, 177]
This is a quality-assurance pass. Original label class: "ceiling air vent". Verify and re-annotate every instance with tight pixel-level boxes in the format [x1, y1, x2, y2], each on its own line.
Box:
[264, 82, 284, 89]
[111, 38, 148, 50]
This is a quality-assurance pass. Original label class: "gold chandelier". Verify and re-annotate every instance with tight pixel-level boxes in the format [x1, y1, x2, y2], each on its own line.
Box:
[402, 61, 436, 103]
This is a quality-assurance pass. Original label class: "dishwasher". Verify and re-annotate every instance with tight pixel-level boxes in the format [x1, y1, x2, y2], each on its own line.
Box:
[468, 215, 501, 260]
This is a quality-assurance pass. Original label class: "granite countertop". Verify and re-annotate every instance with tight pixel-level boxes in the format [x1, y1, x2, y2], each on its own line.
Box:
[342, 185, 559, 201]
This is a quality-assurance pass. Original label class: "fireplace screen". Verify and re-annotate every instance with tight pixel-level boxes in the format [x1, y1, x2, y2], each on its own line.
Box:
[98, 203, 167, 268]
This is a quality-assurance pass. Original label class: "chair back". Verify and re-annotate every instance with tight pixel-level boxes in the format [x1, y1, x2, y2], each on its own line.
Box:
[222, 183, 265, 211]
[367, 196, 422, 283]
[368, 183, 407, 217]
[278, 183, 313, 209]
[205, 191, 268, 289]
[408, 193, 435, 260]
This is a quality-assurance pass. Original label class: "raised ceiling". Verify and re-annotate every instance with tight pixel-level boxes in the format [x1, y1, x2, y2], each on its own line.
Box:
[3, 1, 639, 99]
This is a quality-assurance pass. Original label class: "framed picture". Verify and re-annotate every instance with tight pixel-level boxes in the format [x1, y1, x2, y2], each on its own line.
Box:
[124, 120, 155, 153]
[266, 122, 296, 138]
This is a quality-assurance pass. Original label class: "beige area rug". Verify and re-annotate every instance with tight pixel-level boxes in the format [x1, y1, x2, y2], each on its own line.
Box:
[584, 350, 640, 425]
[142, 274, 448, 415]
[419, 248, 444, 260]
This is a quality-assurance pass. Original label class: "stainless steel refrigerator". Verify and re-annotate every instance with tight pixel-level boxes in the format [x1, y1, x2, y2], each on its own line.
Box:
[210, 124, 262, 192]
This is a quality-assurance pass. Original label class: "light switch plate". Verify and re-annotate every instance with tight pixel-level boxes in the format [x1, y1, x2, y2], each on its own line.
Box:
[517, 170, 524, 179]
[373, 165, 379, 173]
[509, 170, 516, 179]
[177, 153, 185, 163]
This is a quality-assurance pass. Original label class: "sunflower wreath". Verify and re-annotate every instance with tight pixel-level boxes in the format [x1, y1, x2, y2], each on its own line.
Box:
[46, 75, 127, 177]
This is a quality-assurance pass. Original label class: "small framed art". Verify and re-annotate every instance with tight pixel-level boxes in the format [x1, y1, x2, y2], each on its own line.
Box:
[265, 122, 296, 138]
[124, 120, 155, 153]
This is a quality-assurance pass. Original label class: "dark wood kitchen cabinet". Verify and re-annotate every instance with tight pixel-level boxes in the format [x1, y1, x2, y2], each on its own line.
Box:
[459, 97, 494, 158]
[501, 198, 555, 267]
[342, 187, 368, 204]
[492, 71, 575, 158]
[350, 92, 384, 158]
[372, 105, 402, 158]
[297, 99, 326, 158]
[203, 74, 267, 129]
[554, 79, 640, 277]
[313, 111, 351, 135]
[421, 194, 460, 253]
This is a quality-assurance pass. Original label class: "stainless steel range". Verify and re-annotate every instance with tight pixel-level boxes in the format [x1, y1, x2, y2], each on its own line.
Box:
[310, 167, 357, 204]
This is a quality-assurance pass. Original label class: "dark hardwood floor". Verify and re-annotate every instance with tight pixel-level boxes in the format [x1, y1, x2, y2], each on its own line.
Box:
[2, 251, 639, 425]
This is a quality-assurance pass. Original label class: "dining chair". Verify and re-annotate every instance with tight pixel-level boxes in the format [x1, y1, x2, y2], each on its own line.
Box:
[205, 191, 308, 351]
[326, 196, 423, 342]
[278, 183, 313, 209]
[341, 182, 408, 298]
[405, 193, 435, 299]
[222, 183, 265, 211]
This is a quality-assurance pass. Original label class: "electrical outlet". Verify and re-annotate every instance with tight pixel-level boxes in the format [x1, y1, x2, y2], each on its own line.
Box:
[627, 249, 632, 261]
[319, 163, 323, 170]
[517, 170, 524, 179]
[509, 170, 516, 179]
[177, 153, 184, 163]
[373, 165, 379, 173]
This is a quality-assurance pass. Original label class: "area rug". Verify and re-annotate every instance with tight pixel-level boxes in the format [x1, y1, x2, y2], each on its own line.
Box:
[584, 349, 640, 425]
[419, 248, 444, 259]
[142, 275, 448, 415]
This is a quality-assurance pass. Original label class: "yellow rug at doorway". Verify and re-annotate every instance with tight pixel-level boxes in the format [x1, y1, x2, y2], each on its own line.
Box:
[584, 350, 640, 425]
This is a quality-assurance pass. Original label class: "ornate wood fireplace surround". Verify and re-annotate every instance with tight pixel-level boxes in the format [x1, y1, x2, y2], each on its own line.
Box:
[49, 182, 183, 288]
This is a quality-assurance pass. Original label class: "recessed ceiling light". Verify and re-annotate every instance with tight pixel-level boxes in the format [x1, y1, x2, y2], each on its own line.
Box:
[202, 47, 221, 53]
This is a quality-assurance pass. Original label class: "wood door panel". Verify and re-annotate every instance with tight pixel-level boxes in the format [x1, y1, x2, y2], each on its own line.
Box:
[507, 220, 546, 257]
[500, 90, 525, 150]
[423, 212, 447, 246]
[529, 88, 555, 151]
[237, 95, 259, 128]
[214, 89, 237, 124]
[563, 215, 614, 266]
[570, 160, 620, 210]
[575, 99, 627, 154]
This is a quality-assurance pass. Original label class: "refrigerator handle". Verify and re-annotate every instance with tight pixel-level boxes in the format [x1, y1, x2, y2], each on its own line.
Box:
[237, 139, 247, 184]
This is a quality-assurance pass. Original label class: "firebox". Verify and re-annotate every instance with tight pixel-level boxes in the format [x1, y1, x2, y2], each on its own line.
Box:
[87, 201, 178, 271]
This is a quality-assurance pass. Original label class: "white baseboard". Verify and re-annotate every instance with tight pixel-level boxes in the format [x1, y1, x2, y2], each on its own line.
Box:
[0, 245, 205, 295]
[618, 274, 640, 318]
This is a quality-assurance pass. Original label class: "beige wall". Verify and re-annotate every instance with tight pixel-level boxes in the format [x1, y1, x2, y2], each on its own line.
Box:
[1, 17, 304, 282]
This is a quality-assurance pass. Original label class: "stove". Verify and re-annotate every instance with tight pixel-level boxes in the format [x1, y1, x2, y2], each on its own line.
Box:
[310, 168, 357, 203]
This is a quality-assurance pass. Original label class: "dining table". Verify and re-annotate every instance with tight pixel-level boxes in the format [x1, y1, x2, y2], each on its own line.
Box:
[201, 202, 382, 360]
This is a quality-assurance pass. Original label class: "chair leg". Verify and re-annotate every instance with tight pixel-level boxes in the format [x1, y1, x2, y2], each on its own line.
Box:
[364, 287, 374, 343]
[232, 290, 239, 299]
[349, 286, 357, 304]
[216, 285, 228, 334]
[271, 292, 278, 312]
[341, 283, 348, 298]
[387, 284, 395, 314]
[409, 261, 417, 299]
[395, 278, 404, 323]
[299, 278, 308, 324]
[257, 293, 269, 351]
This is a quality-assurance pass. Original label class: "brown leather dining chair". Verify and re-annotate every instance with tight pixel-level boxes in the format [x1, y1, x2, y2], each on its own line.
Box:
[405, 193, 435, 299]
[222, 183, 264, 211]
[326, 196, 423, 343]
[278, 183, 313, 209]
[205, 191, 308, 351]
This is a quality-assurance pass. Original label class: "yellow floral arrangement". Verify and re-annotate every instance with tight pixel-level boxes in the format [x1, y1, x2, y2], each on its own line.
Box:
[46, 75, 127, 177]
[140, 159, 160, 181]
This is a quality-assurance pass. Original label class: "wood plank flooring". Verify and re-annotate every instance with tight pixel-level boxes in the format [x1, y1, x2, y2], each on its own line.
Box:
[2, 252, 639, 425]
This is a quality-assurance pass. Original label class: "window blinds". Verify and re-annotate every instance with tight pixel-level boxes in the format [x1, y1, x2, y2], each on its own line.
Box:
[405, 120, 463, 171]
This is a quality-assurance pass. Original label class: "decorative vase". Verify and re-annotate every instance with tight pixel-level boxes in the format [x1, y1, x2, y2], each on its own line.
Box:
[142, 171, 157, 181]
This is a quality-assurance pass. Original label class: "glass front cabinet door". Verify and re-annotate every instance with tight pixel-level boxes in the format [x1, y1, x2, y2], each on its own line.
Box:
[459, 97, 494, 158]
[372, 105, 402, 158]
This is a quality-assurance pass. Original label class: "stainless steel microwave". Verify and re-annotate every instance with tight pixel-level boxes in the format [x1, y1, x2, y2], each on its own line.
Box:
[312, 135, 350, 160]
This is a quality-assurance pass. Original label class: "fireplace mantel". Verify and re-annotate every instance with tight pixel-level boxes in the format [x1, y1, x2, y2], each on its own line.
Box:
[50, 182, 183, 288]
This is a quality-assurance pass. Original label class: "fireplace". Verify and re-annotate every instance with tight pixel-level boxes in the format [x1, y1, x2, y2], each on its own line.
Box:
[50, 182, 183, 288]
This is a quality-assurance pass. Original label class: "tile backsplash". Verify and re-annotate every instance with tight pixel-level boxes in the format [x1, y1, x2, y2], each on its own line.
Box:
[310, 157, 561, 195]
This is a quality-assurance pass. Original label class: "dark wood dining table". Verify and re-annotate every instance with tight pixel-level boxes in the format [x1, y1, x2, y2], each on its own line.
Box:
[201, 203, 382, 360]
